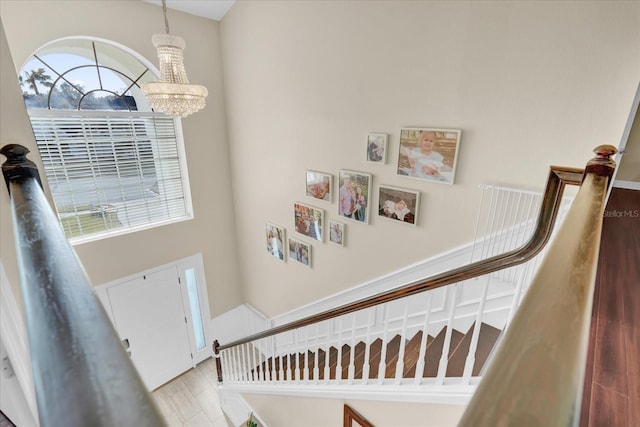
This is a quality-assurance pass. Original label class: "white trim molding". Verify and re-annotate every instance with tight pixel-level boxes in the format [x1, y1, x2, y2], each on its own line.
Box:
[0, 260, 39, 423]
[613, 180, 640, 190]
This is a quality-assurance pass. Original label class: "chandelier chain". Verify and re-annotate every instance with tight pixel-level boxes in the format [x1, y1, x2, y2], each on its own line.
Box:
[162, 0, 170, 34]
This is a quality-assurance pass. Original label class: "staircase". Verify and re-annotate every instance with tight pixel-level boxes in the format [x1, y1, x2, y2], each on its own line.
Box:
[242, 322, 501, 384]
[215, 183, 579, 407]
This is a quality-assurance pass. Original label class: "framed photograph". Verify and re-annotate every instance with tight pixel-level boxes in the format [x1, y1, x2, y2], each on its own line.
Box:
[366, 133, 387, 164]
[378, 185, 420, 226]
[329, 220, 345, 246]
[288, 237, 311, 267]
[305, 171, 332, 202]
[397, 127, 462, 184]
[265, 222, 286, 261]
[338, 170, 372, 224]
[294, 202, 324, 241]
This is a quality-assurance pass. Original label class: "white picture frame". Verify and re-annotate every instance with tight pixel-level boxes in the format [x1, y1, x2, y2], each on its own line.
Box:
[329, 220, 345, 246]
[397, 127, 462, 185]
[337, 170, 372, 224]
[366, 133, 388, 164]
[305, 170, 332, 202]
[288, 237, 311, 267]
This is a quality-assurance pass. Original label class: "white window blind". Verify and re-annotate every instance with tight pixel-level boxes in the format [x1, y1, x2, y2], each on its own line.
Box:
[29, 110, 192, 243]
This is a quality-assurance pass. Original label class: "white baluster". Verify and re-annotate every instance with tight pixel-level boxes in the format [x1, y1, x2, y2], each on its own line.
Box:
[313, 324, 320, 382]
[483, 188, 503, 258]
[250, 342, 258, 383]
[348, 313, 357, 383]
[507, 191, 524, 252]
[377, 304, 390, 385]
[252, 340, 261, 382]
[270, 336, 277, 383]
[470, 185, 489, 263]
[303, 327, 310, 383]
[395, 299, 410, 384]
[286, 352, 292, 382]
[278, 336, 285, 383]
[361, 308, 374, 384]
[242, 343, 250, 382]
[335, 317, 344, 383]
[462, 279, 490, 384]
[229, 347, 238, 383]
[494, 189, 510, 258]
[324, 320, 332, 384]
[220, 350, 228, 384]
[435, 283, 460, 384]
[414, 292, 433, 384]
[294, 330, 301, 382]
[232, 346, 240, 383]
[505, 191, 526, 283]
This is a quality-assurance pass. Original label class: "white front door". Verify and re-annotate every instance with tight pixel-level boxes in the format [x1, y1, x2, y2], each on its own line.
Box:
[107, 266, 193, 390]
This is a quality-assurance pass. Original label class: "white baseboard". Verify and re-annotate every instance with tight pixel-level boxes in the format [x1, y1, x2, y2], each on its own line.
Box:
[613, 180, 640, 190]
[224, 381, 475, 406]
[219, 388, 269, 427]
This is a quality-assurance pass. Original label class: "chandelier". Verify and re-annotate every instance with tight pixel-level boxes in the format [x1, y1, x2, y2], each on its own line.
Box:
[141, 0, 208, 118]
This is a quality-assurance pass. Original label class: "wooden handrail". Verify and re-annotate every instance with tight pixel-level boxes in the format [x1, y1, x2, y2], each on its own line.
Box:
[214, 163, 585, 357]
[344, 404, 374, 427]
[1, 144, 166, 426]
[458, 145, 616, 425]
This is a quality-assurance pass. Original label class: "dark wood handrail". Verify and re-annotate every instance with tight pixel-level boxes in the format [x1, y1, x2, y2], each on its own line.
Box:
[1, 144, 166, 426]
[344, 404, 374, 427]
[459, 146, 617, 425]
[215, 152, 608, 357]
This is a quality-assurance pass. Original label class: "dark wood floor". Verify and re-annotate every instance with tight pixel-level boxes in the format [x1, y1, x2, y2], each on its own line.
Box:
[0, 410, 16, 427]
[580, 187, 640, 427]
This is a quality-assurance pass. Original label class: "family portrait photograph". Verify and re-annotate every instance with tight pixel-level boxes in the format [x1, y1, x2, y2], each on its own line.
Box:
[305, 170, 332, 202]
[265, 222, 285, 261]
[329, 220, 345, 246]
[338, 170, 372, 224]
[294, 202, 324, 241]
[397, 127, 461, 184]
[378, 185, 420, 226]
[288, 237, 311, 267]
[366, 133, 387, 164]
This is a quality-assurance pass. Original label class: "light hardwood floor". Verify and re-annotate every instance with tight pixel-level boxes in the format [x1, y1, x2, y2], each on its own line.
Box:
[152, 358, 232, 427]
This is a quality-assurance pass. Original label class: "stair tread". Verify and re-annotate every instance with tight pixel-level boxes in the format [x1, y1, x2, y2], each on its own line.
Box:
[423, 327, 464, 377]
[246, 323, 502, 383]
[402, 331, 434, 378]
[384, 331, 422, 378]
[446, 322, 502, 377]
[358, 338, 383, 379]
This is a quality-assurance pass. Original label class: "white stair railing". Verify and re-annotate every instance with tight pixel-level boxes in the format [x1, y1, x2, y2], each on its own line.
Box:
[216, 182, 576, 401]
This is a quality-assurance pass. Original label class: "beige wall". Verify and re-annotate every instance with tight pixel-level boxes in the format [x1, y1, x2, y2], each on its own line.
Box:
[1, 21, 34, 307]
[244, 393, 465, 427]
[220, 1, 640, 317]
[1, 0, 639, 324]
[0, 1, 242, 316]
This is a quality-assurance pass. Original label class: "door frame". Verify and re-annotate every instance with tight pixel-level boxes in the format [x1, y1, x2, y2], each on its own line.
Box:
[96, 253, 213, 368]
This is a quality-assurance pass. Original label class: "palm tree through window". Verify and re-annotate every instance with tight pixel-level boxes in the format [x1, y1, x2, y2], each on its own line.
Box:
[20, 38, 193, 243]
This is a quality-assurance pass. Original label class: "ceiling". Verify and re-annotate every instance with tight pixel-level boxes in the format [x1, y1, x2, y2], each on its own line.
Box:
[142, 0, 235, 22]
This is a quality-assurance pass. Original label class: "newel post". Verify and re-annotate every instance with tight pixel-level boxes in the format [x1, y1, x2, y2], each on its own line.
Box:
[584, 144, 617, 178]
[213, 340, 223, 383]
[1, 144, 42, 192]
[458, 145, 617, 427]
[2, 144, 166, 426]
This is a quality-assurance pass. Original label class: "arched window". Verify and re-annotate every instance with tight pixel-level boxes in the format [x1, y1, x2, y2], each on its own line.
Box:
[20, 37, 193, 243]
